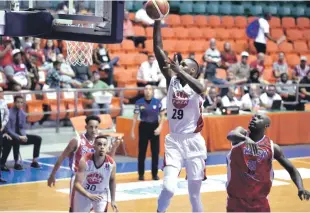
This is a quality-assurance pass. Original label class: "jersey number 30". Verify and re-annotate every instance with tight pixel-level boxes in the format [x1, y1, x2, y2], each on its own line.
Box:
[85, 184, 96, 191]
[172, 109, 183, 119]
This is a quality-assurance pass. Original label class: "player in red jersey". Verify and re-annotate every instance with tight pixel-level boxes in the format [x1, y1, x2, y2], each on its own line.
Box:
[226, 113, 310, 212]
[47, 115, 122, 212]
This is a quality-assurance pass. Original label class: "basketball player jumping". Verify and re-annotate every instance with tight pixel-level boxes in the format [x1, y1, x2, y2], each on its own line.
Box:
[153, 20, 207, 213]
[73, 135, 118, 213]
[226, 113, 310, 212]
[47, 115, 121, 212]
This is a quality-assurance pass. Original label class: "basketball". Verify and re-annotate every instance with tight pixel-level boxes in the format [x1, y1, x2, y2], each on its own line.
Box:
[145, 0, 170, 20]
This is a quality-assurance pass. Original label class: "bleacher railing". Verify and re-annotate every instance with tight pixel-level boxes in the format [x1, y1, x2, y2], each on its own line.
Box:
[2, 83, 310, 133]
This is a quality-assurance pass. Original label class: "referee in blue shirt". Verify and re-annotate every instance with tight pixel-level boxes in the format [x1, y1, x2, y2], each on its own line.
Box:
[131, 85, 165, 181]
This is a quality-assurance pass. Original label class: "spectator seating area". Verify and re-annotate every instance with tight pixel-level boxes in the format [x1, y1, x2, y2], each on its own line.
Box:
[126, 1, 310, 18]
[111, 14, 310, 85]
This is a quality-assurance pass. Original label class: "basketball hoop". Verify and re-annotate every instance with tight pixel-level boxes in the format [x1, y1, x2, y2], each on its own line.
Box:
[65, 41, 93, 66]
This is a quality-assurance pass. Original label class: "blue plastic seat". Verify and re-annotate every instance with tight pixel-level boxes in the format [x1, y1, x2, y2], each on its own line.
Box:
[206, 2, 219, 15]
[133, 1, 144, 11]
[125, 1, 134, 11]
[278, 6, 291, 17]
[250, 5, 263, 16]
[219, 4, 232, 15]
[179, 2, 193, 14]
[169, 0, 181, 9]
[193, 2, 206, 14]
[242, 1, 253, 10]
[291, 6, 305, 17]
[231, 5, 244, 16]
[265, 5, 278, 16]
[306, 8, 310, 18]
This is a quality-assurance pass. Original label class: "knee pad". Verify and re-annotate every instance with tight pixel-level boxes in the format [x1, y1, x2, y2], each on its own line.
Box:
[162, 177, 177, 196]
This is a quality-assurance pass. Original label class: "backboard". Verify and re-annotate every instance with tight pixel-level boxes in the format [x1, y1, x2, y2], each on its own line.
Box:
[0, 0, 124, 44]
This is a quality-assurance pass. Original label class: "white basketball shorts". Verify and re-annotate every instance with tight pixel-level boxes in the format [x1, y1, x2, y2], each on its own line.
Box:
[164, 132, 207, 180]
[73, 190, 109, 212]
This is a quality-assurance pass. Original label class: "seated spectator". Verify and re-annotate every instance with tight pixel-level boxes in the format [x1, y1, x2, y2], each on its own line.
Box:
[250, 52, 265, 78]
[276, 73, 298, 111]
[221, 87, 241, 107]
[24, 51, 40, 90]
[299, 70, 310, 102]
[203, 87, 222, 113]
[4, 49, 31, 91]
[46, 61, 71, 89]
[202, 39, 225, 84]
[292, 56, 310, 82]
[0, 96, 42, 171]
[247, 69, 263, 84]
[123, 10, 146, 48]
[259, 85, 282, 110]
[86, 71, 111, 115]
[137, 55, 161, 87]
[0, 36, 13, 70]
[92, 44, 119, 86]
[43, 40, 60, 62]
[21, 37, 33, 51]
[273, 52, 288, 79]
[135, 1, 165, 26]
[220, 42, 237, 70]
[240, 84, 261, 111]
[71, 64, 92, 85]
[31, 38, 45, 66]
[229, 51, 250, 84]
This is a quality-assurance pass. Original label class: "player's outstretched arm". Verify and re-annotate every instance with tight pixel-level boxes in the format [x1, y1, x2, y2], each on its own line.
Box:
[227, 127, 248, 145]
[153, 20, 172, 86]
[227, 127, 258, 154]
[109, 163, 118, 212]
[47, 138, 78, 187]
[74, 158, 103, 202]
[274, 143, 310, 201]
[166, 56, 205, 94]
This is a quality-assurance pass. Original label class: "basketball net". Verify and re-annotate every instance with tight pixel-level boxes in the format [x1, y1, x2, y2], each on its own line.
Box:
[65, 41, 93, 66]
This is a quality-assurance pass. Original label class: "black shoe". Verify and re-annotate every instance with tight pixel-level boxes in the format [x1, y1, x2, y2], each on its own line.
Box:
[1, 166, 9, 172]
[30, 162, 40, 169]
[14, 164, 23, 170]
[138, 175, 144, 181]
[0, 178, 7, 183]
[152, 176, 160, 180]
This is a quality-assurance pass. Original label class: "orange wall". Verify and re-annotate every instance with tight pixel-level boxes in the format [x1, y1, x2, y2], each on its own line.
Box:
[116, 112, 310, 158]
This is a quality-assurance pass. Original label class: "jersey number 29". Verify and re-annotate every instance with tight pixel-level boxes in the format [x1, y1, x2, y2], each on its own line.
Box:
[85, 184, 96, 191]
[172, 109, 183, 119]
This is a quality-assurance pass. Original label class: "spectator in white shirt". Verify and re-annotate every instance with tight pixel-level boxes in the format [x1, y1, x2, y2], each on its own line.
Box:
[259, 85, 282, 110]
[273, 52, 288, 79]
[135, 1, 165, 26]
[202, 39, 226, 84]
[137, 55, 161, 87]
[221, 87, 241, 107]
[254, 12, 279, 54]
[240, 84, 261, 111]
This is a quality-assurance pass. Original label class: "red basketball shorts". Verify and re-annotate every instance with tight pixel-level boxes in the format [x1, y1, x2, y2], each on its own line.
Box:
[226, 196, 270, 212]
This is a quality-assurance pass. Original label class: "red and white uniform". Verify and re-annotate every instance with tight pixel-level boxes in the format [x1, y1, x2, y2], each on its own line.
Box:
[226, 135, 274, 212]
[164, 76, 207, 180]
[69, 134, 95, 210]
[73, 153, 115, 213]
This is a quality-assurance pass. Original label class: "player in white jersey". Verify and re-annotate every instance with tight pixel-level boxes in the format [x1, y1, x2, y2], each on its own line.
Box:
[73, 135, 118, 213]
[47, 115, 121, 212]
[153, 20, 207, 213]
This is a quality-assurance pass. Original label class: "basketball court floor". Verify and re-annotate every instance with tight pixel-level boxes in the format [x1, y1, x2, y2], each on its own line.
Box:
[0, 144, 309, 212]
